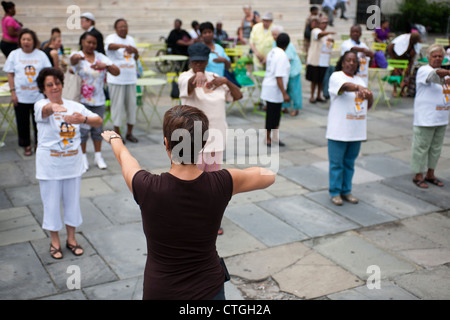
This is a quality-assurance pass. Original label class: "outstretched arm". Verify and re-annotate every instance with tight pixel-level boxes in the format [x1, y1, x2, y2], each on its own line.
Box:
[102, 130, 142, 192]
[226, 167, 275, 195]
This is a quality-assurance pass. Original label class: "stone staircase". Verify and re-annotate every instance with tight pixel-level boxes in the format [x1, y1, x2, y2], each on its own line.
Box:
[8, 0, 364, 58]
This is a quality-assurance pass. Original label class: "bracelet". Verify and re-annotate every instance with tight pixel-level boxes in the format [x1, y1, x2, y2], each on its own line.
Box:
[83, 116, 87, 124]
[10, 88, 15, 92]
[109, 134, 121, 143]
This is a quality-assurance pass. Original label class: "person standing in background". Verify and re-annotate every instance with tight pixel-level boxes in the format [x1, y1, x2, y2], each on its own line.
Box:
[260, 33, 291, 147]
[3, 29, 52, 156]
[105, 18, 140, 143]
[335, 0, 349, 20]
[306, 16, 335, 103]
[410, 45, 450, 188]
[322, 0, 337, 27]
[1, 1, 21, 58]
[70, 32, 120, 170]
[239, 5, 260, 45]
[79, 12, 105, 54]
[340, 24, 374, 86]
[249, 12, 274, 71]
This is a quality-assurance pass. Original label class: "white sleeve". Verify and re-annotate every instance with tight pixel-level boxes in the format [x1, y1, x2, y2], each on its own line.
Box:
[99, 53, 113, 66]
[340, 40, 352, 56]
[177, 71, 191, 99]
[41, 51, 52, 68]
[34, 99, 49, 123]
[3, 50, 16, 73]
[104, 34, 114, 52]
[328, 72, 345, 97]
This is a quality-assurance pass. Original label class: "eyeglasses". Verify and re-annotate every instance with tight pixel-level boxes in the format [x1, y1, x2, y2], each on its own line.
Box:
[45, 81, 62, 88]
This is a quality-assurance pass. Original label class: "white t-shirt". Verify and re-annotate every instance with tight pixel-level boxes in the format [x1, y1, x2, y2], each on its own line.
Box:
[340, 39, 371, 85]
[105, 33, 137, 85]
[307, 28, 333, 67]
[71, 50, 113, 106]
[189, 29, 199, 39]
[178, 69, 233, 152]
[326, 71, 368, 142]
[260, 47, 291, 103]
[34, 98, 98, 180]
[414, 65, 450, 127]
[3, 48, 52, 103]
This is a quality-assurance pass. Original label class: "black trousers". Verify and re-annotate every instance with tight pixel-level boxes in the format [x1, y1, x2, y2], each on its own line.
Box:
[265, 101, 282, 131]
[0, 40, 18, 58]
[14, 102, 37, 147]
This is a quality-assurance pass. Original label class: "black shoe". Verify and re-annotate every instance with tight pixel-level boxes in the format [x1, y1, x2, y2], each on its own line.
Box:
[273, 140, 286, 147]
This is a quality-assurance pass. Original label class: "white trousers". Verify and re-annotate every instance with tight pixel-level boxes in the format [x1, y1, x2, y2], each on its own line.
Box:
[39, 176, 83, 231]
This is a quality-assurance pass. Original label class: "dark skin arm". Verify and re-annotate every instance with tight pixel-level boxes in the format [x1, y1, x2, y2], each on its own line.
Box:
[276, 77, 290, 103]
[339, 82, 374, 110]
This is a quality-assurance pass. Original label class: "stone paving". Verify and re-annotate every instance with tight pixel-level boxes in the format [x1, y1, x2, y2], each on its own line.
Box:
[1, 74, 450, 300]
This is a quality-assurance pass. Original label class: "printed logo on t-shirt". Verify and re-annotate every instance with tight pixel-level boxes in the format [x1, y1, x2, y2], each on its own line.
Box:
[443, 84, 449, 105]
[24, 65, 36, 83]
[58, 121, 76, 150]
[124, 51, 132, 62]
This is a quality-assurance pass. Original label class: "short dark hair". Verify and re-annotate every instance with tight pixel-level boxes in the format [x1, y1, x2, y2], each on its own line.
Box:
[310, 6, 318, 13]
[36, 67, 65, 94]
[51, 27, 61, 34]
[191, 20, 199, 28]
[80, 31, 97, 43]
[18, 28, 39, 50]
[163, 105, 209, 165]
[1, 1, 14, 13]
[276, 32, 290, 49]
[114, 18, 127, 29]
[335, 50, 360, 74]
[199, 21, 214, 34]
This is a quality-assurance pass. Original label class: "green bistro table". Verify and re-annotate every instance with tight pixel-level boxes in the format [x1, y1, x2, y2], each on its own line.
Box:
[136, 77, 168, 130]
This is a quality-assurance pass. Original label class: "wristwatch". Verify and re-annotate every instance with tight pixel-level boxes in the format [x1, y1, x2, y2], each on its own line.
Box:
[109, 134, 122, 143]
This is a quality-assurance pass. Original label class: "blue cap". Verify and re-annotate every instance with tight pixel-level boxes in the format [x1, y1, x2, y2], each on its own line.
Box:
[188, 42, 211, 61]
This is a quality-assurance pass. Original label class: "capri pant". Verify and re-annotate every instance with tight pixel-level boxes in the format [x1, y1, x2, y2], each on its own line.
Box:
[39, 177, 83, 231]
[81, 104, 105, 143]
[108, 83, 137, 127]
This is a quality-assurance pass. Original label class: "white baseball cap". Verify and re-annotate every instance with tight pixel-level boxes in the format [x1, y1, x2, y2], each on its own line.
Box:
[80, 12, 95, 22]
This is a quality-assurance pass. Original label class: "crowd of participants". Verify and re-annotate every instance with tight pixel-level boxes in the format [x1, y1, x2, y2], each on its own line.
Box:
[1, 0, 449, 300]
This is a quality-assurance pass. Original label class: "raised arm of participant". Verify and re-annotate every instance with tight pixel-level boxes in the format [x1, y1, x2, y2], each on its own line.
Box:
[226, 167, 275, 195]
[102, 130, 142, 192]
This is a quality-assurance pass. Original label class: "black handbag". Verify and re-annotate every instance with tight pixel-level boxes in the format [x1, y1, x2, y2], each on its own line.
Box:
[170, 81, 180, 99]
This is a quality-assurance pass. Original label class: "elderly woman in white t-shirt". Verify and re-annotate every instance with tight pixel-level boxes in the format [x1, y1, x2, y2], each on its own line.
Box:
[326, 51, 373, 206]
[411, 44, 450, 188]
[3, 28, 52, 155]
[34, 67, 103, 259]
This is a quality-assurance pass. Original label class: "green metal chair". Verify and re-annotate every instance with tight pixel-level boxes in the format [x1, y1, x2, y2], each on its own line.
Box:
[382, 59, 409, 107]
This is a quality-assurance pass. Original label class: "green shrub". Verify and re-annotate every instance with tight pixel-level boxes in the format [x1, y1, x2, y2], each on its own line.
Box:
[389, 0, 450, 34]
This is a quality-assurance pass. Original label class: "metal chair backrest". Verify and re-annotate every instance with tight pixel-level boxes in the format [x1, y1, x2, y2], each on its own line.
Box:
[371, 42, 387, 51]
[434, 38, 448, 46]
[387, 59, 409, 69]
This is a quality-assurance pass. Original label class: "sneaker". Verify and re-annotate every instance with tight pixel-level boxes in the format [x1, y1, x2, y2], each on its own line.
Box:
[95, 155, 107, 170]
[82, 153, 89, 171]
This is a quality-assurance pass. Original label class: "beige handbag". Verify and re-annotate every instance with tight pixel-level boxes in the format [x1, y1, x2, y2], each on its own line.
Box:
[62, 68, 81, 102]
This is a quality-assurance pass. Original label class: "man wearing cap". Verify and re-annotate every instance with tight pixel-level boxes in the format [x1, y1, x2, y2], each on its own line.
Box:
[178, 42, 242, 172]
[249, 12, 274, 71]
[79, 12, 105, 54]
